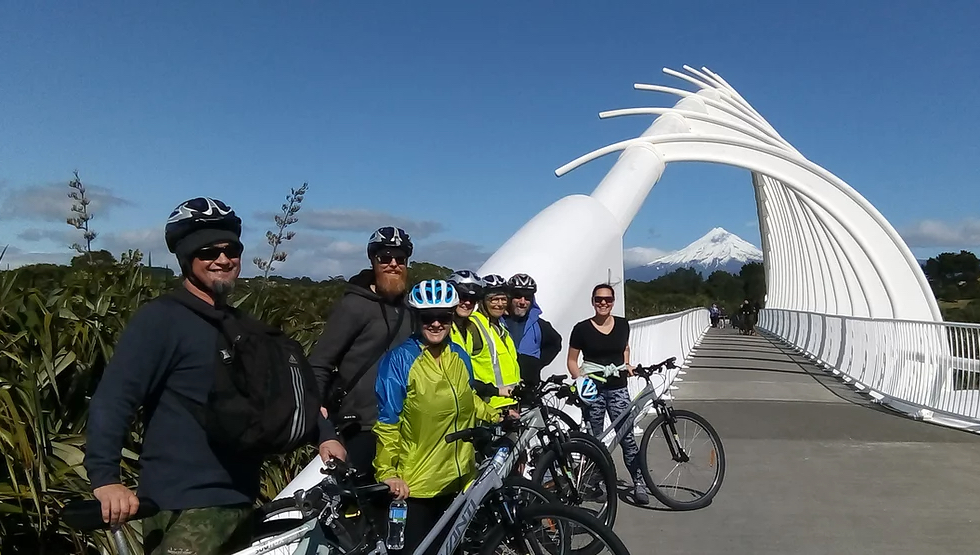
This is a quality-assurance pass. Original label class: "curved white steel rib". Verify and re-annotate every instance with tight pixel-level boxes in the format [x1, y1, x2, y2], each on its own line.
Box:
[479, 65, 940, 378]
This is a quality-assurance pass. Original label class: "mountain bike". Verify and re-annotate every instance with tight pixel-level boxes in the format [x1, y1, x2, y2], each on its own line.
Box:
[510, 378, 619, 534]
[581, 357, 726, 510]
[523, 375, 615, 471]
[61, 416, 631, 555]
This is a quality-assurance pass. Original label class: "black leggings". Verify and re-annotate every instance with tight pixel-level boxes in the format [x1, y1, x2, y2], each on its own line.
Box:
[390, 495, 455, 555]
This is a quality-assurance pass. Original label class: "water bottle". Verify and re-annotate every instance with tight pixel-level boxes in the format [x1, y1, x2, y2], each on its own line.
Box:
[386, 499, 408, 550]
[492, 446, 510, 470]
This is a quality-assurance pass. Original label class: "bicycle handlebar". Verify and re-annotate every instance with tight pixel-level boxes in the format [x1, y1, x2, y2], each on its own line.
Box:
[634, 357, 678, 377]
[61, 498, 161, 532]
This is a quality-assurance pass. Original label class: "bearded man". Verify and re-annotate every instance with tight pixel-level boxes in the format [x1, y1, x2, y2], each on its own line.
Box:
[310, 226, 415, 477]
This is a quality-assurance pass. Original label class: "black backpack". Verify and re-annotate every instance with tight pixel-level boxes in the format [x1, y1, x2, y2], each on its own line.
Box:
[166, 292, 321, 456]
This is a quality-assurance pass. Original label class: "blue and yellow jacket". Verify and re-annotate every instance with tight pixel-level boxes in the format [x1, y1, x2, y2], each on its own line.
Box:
[374, 336, 498, 498]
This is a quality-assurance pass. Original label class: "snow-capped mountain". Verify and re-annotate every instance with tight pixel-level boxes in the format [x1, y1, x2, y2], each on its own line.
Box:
[625, 227, 763, 281]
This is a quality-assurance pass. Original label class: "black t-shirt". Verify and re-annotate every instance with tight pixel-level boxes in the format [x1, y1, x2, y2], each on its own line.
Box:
[569, 316, 631, 390]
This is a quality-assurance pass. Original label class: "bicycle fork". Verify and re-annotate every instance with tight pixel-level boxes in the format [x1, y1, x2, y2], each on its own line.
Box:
[660, 412, 691, 464]
[110, 526, 133, 555]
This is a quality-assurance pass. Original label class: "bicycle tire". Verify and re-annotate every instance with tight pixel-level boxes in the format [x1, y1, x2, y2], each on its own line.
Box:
[463, 475, 556, 552]
[530, 440, 618, 530]
[548, 407, 582, 433]
[567, 430, 615, 472]
[479, 503, 631, 555]
[639, 408, 726, 510]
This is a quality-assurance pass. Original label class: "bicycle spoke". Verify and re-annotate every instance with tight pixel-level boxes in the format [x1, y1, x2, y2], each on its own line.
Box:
[642, 411, 725, 509]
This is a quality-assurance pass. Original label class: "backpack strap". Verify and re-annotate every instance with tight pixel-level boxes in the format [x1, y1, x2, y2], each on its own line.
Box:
[158, 290, 241, 420]
[325, 302, 406, 413]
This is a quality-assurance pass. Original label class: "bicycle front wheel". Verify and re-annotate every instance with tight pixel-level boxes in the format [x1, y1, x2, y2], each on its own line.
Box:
[479, 503, 631, 555]
[530, 441, 617, 529]
[640, 408, 726, 510]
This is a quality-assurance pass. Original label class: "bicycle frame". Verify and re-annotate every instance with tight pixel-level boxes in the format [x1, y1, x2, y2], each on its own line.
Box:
[417, 409, 546, 555]
[588, 375, 668, 454]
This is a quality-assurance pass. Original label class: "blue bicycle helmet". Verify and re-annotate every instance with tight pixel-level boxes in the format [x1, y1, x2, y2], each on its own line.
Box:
[573, 377, 599, 404]
[408, 279, 459, 310]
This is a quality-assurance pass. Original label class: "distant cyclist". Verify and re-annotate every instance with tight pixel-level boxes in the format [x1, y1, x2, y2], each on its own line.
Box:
[84, 198, 343, 554]
[709, 303, 720, 328]
[469, 274, 521, 409]
[566, 283, 649, 505]
[374, 279, 501, 554]
[309, 226, 415, 476]
[503, 273, 562, 390]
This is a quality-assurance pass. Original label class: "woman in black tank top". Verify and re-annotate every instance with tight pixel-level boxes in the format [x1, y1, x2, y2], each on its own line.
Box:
[565, 283, 649, 505]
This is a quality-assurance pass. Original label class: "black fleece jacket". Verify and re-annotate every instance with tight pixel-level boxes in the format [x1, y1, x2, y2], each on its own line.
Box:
[84, 288, 264, 510]
[309, 269, 414, 431]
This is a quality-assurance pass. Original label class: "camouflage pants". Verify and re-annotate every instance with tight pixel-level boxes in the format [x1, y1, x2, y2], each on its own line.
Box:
[586, 386, 642, 481]
[142, 504, 253, 555]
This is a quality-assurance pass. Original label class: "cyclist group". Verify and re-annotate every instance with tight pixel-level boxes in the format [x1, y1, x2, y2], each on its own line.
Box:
[82, 196, 647, 555]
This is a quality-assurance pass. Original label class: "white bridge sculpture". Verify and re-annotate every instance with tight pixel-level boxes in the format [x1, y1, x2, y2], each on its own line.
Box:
[478, 65, 941, 379]
[265, 67, 964, 552]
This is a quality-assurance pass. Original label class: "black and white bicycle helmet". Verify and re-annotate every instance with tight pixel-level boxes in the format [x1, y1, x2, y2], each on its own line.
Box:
[165, 197, 242, 254]
[367, 226, 414, 258]
[481, 274, 509, 296]
[507, 273, 537, 295]
[447, 270, 484, 297]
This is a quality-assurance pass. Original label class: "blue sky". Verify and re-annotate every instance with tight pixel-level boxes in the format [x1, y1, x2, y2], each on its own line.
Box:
[2, 1, 978, 277]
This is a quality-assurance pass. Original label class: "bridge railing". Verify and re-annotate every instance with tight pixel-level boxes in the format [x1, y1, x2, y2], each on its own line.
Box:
[627, 307, 711, 400]
[759, 308, 980, 432]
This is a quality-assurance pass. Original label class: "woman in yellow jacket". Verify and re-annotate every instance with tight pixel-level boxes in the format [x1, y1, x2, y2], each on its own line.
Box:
[374, 279, 500, 555]
[468, 274, 521, 409]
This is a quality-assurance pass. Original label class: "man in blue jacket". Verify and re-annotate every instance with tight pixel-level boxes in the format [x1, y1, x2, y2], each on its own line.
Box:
[503, 273, 562, 390]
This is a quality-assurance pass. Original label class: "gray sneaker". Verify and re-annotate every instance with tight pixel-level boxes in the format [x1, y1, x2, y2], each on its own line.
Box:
[634, 481, 650, 505]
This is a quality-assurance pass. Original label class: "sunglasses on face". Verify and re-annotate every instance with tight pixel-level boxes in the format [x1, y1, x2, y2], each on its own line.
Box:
[419, 311, 454, 326]
[458, 294, 480, 304]
[512, 293, 533, 301]
[195, 244, 243, 261]
[375, 254, 407, 266]
[593, 296, 614, 305]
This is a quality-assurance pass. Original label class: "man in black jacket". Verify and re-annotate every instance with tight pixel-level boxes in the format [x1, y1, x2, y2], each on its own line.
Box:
[309, 226, 415, 476]
[84, 198, 345, 555]
[503, 273, 562, 390]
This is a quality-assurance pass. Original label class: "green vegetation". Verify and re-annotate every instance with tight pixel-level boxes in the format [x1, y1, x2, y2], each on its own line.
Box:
[624, 262, 766, 319]
[925, 250, 980, 323]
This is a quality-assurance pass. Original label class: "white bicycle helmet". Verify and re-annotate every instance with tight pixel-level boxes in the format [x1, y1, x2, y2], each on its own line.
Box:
[447, 270, 484, 297]
[481, 274, 508, 296]
[573, 376, 599, 404]
[408, 279, 459, 310]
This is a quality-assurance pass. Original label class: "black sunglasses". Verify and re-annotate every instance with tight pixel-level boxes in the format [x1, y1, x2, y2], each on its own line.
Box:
[375, 254, 408, 266]
[592, 295, 615, 305]
[419, 311, 454, 326]
[195, 243, 243, 261]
